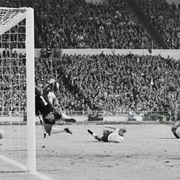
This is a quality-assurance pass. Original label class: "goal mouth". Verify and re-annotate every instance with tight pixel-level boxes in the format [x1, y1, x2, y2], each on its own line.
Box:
[0, 7, 36, 172]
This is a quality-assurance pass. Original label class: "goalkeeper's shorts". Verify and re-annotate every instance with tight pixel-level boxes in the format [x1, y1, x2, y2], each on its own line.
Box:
[43, 110, 62, 125]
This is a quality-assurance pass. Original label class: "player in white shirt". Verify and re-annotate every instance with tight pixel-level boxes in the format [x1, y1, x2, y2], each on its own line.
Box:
[87, 125, 126, 143]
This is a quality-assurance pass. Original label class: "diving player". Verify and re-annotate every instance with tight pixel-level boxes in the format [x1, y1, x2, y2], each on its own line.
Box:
[35, 83, 76, 138]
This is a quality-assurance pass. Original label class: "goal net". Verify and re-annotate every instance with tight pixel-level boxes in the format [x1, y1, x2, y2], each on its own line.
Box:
[0, 7, 36, 172]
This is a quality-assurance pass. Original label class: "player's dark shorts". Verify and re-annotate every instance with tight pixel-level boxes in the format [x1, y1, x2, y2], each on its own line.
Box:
[43, 118, 55, 125]
[43, 110, 62, 125]
[101, 130, 112, 142]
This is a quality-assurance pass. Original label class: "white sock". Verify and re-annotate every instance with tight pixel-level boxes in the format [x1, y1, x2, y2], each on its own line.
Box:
[93, 133, 98, 137]
[51, 127, 67, 134]
[61, 112, 71, 120]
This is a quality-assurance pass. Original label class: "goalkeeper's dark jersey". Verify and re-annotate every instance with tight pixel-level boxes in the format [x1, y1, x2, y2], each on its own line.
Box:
[35, 94, 53, 116]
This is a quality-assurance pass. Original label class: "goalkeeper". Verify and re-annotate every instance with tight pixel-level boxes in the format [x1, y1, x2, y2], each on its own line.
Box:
[171, 120, 180, 138]
[87, 125, 126, 143]
[35, 83, 76, 138]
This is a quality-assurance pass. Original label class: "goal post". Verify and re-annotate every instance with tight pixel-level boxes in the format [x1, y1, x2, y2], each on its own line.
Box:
[0, 7, 36, 172]
[26, 7, 36, 172]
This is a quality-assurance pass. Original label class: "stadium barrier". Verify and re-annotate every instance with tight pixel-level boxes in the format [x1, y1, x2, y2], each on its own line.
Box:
[0, 110, 175, 123]
[1, 48, 180, 60]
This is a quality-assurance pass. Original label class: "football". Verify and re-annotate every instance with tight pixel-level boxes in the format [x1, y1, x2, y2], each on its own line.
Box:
[0, 129, 4, 139]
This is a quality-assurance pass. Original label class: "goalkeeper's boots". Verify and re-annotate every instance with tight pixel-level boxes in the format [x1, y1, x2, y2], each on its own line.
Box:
[64, 128, 73, 134]
[64, 118, 76, 123]
[43, 132, 51, 138]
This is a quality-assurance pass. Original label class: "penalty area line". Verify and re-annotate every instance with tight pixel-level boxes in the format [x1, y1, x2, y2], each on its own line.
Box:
[0, 155, 56, 180]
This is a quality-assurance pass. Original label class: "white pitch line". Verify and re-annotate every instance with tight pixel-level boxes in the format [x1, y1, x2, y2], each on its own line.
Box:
[0, 155, 56, 180]
[0, 155, 27, 171]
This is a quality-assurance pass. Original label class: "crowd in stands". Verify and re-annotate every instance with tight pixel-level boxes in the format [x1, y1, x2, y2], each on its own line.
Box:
[135, 0, 180, 49]
[54, 53, 180, 115]
[33, 0, 158, 49]
[0, 50, 26, 116]
[1, 0, 180, 118]
[0, 0, 180, 49]
[0, 20, 26, 49]
[2, 50, 180, 117]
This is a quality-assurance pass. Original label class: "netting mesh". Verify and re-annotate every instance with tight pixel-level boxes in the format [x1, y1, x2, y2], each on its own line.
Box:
[0, 20, 26, 117]
[0, 8, 28, 172]
[0, 19, 26, 49]
[0, 8, 26, 33]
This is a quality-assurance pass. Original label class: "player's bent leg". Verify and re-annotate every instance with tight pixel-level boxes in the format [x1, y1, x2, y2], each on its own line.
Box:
[64, 128, 73, 134]
[51, 127, 73, 134]
[38, 115, 48, 138]
[44, 123, 53, 136]
[61, 113, 76, 123]
[54, 110, 76, 123]
[87, 129, 102, 141]
[64, 118, 76, 123]
[171, 121, 180, 138]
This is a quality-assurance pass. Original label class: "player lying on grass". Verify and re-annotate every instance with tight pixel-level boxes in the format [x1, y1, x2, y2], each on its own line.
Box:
[87, 125, 126, 143]
[171, 120, 180, 138]
[35, 83, 76, 138]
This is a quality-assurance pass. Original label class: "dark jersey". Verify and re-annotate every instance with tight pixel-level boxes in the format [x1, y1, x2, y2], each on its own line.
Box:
[35, 94, 61, 124]
[35, 94, 53, 116]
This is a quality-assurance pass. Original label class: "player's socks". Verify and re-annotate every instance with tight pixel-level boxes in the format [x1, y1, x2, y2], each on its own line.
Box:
[87, 129, 101, 141]
[60, 112, 76, 123]
[87, 129, 93, 135]
[87, 129, 98, 136]
[64, 128, 73, 134]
